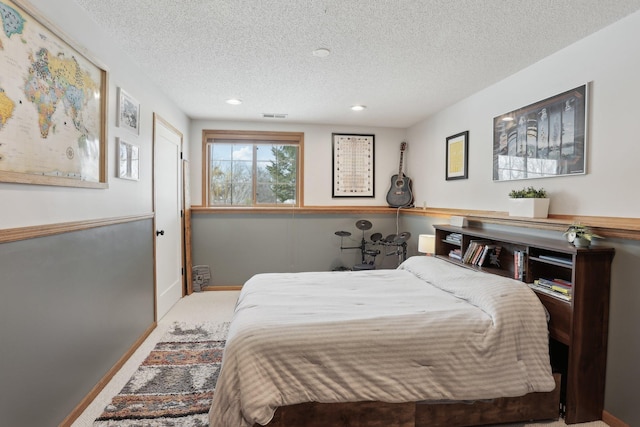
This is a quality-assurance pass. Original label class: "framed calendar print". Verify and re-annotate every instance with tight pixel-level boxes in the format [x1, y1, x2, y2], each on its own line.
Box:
[332, 133, 375, 197]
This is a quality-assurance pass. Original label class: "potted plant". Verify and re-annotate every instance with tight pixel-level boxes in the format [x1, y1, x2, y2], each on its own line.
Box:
[563, 224, 602, 248]
[508, 186, 550, 218]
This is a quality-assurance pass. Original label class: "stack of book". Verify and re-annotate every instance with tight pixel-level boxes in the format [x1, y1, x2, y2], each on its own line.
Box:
[462, 240, 501, 267]
[445, 233, 462, 245]
[538, 254, 573, 266]
[529, 278, 573, 301]
[514, 250, 526, 280]
[448, 248, 462, 260]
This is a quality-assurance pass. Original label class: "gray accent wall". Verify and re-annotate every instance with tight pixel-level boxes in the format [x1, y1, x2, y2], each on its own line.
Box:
[191, 212, 427, 285]
[0, 219, 155, 427]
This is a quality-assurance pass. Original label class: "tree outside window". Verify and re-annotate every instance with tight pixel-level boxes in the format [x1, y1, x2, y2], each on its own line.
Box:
[204, 131, 302, 207]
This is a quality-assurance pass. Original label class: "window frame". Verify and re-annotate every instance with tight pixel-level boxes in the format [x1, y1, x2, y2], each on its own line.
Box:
[202, 130, 304, 207]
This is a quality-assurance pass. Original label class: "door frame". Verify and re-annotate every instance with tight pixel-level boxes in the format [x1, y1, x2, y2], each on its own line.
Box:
[152, 113, 185, 321]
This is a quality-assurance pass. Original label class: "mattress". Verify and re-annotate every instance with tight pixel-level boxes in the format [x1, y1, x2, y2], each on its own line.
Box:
[209, 256, 555, 427]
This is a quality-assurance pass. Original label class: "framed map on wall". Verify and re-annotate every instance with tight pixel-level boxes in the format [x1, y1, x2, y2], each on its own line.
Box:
[0, 0, 108, 188]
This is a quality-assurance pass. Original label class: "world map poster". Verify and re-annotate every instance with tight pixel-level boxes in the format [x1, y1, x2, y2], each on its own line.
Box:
[0, 0, 107, 188]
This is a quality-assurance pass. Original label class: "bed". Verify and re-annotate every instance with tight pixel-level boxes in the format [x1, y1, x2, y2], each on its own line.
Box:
[208, 256, 559, 427]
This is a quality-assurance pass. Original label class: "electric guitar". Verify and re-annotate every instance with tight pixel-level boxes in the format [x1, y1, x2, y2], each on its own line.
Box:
[386, 142, 414, 207]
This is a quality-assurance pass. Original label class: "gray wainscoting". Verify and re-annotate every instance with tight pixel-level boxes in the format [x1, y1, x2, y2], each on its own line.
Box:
[191, 212, 440, 286]
[0, 218, 155, 427]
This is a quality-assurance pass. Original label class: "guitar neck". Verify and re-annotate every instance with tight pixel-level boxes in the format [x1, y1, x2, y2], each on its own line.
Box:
[398, 150, 405, 176]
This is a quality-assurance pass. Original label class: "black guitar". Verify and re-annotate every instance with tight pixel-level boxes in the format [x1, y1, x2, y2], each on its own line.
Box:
[386, 142, 414, 207]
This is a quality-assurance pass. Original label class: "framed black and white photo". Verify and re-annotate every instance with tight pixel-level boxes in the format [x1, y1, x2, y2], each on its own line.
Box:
[493, 84, 587, 181]
[117, 138, 139, 181]
[332, 133, 375, 197]
[117, 87, 140, 135]
[446, 131, 469, 180]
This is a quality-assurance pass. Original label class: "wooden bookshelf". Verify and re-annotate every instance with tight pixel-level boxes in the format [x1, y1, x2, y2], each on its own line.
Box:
[433, 224, 615, 424]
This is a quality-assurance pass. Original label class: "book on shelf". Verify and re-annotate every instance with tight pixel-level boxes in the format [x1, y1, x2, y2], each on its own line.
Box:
[487, 245, 502, 267]
[551, 285, 571, 296]
[536, 277, 573, 289]
[445, 233, 462, 244]
[550, 278, 573, 287]
[461, 241, 502, 267]
[448, 248, 462, 260]
[529, 282, 572, 301]
[532, 278, 573, 300]
[478, 244, 501, 267]
[514, 250, 526, 280]
[462, 240, 491, 264]
[538, 254, 573, 266]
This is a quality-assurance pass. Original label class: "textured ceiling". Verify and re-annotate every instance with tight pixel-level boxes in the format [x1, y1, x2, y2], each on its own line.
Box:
[74, 0, 640, 128]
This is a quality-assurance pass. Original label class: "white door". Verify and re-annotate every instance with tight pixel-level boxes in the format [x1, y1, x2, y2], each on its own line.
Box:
[153, 115, 183, 320]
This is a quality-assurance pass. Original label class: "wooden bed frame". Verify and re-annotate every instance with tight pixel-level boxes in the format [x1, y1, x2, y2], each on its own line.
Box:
[257, 374, 561, 427]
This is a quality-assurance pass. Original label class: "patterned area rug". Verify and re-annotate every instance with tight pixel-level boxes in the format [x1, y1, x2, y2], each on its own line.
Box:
[94, 322, 229, 427]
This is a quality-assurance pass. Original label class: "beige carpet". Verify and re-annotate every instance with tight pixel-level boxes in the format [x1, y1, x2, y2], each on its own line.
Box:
[72, 291, 609, 427]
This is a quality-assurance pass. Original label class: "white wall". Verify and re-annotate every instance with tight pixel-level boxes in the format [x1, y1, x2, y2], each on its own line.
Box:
[402, 12, 640, 424]
[0, 0, 189, 230]
[406, 10, 640, 218]
[189, 120, 406, 206]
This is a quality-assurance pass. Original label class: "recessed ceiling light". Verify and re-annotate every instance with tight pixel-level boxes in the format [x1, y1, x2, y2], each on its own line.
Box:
[226, 98, 242, 105]
[312, 48, 331, 57]
[351, 105, 366, 111]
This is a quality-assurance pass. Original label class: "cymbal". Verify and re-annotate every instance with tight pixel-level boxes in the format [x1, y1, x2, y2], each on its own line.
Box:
[394, 232, 411, 243]
[355, 219, 373, 230]
[370, 232, 383, 242]
[335, 230, 351, 237]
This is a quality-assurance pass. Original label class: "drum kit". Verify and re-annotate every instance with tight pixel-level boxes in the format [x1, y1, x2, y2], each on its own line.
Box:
[334, 219, 411, 270]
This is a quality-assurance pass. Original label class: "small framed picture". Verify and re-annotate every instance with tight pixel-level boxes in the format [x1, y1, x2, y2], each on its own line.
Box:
[446, 131, 469, 180]
[117, 87, 140, 135]
[117, 138, 139, 181]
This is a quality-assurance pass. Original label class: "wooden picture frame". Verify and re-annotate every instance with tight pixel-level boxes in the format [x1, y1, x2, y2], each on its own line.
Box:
[446, 131, 469, 180]
[0, 0, 108, 188]
[493, 84, 587, 181]
[117, 138, 139, 181]
[332, 133, 375, 197]
[116, 87, 140, 135]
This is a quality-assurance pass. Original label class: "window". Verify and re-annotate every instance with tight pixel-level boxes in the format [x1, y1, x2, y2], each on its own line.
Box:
[203, 130, 303, 207]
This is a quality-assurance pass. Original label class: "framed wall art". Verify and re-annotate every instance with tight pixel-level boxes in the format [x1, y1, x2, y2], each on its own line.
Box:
[446, 131, 469, 180]
[0, 0, 108, 188]
[117, 87, 140, 135]
[117, 138, 139, 181]
[493, 84, 587, 181]
[332, 133, 375, 197]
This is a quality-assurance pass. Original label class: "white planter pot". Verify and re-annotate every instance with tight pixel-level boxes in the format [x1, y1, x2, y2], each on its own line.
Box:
[508, 198, 550, 218]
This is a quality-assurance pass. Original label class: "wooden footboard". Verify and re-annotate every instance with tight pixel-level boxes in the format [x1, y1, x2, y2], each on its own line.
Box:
[264, 401, 415, 427]
[259, 374, 561, 427]
[416, 373, 562, 427]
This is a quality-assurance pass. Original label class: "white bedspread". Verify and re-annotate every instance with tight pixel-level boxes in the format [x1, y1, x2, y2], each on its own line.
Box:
[209, 256, 555, 427]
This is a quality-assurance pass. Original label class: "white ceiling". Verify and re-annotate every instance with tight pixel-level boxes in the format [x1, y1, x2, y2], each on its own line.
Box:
[74, 0, 640, 128]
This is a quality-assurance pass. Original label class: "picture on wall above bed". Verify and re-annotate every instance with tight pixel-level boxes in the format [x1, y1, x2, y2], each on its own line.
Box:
[493, 84, 587, 181]
[445, 131, 469, 181]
